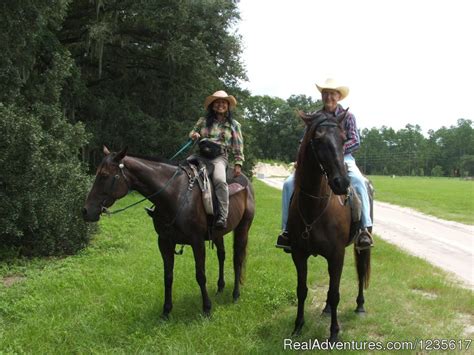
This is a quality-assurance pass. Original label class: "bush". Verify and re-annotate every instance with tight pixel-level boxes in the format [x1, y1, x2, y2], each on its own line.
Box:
[0, 104, 94, 256]
[431, 165, 444, 177]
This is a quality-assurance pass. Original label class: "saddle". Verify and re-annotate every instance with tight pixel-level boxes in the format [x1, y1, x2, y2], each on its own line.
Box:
[347, 185, 362, 222]
[184, 155, 248, 215]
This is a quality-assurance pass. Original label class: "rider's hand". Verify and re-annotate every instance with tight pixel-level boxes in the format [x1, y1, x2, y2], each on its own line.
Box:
[190, 132, 201, 140]
[233, 164, 242, 177]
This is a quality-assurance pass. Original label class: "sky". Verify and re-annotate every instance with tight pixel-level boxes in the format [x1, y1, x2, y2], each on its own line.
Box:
[237, 0, 474, 133]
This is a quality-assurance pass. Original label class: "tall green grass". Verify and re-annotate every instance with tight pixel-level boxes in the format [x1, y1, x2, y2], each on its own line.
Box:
[0, 181, 472, 353]
[370, 176, 474, 225]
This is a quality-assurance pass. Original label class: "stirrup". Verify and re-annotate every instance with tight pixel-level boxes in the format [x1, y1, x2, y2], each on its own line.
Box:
[275, 231, 291, 252]
[355, 229, 374, 252]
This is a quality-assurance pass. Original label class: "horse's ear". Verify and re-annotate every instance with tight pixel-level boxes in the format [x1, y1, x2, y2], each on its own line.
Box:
[114, 147, 128, 162]
[103, 145, 111, 155]
[296, 110, 313, 126]
[337, 107, 350, 125]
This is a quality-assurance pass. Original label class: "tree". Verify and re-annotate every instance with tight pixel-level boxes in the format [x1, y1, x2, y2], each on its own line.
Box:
[59, 0, 246, 166]
[0, 0, 93, 256]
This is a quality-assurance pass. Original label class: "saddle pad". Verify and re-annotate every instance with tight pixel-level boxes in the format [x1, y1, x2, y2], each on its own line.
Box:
[229, 182, 245, 196]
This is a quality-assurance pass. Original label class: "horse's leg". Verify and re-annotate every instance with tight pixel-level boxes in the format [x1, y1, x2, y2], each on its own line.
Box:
[158, 236, 175, 319]
[191, 241, 212, 316]
[322, 291, 331, 314]
[292, 250, 309, 336]
[327, 252, 345, 343]
[214, 236, 226, 294]
[232, 221, 249, 302]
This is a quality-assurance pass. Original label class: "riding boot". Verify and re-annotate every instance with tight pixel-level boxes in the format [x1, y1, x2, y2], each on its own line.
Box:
[275, 230, 291, 253]
[215, 215, 227, 229]
[214, 181, 228, 229]
[355, 228, 374, 251]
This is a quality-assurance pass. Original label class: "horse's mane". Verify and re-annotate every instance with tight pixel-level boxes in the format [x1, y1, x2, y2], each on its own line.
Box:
[126, 153, 179, 166]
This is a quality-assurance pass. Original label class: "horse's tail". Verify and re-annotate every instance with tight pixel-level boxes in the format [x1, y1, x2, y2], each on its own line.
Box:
[233, 225, 249, 285]
[354, 247, 371, 289]
[233, 187, 253, 285]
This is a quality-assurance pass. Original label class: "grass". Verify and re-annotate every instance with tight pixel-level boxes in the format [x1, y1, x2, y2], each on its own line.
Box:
[369, 176, 474, 225]
[0, 180, 473, 353]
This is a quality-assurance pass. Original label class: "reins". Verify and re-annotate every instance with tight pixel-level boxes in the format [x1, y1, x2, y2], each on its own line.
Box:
[103, 168, 182, 215]
[103, 140, 194, 215]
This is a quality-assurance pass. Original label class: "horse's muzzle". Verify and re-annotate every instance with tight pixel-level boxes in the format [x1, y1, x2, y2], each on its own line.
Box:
[329, 176, 350, 195]
[82, 206, 101, 222]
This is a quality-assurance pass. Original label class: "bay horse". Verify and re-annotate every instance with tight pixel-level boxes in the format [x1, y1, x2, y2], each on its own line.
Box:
[82, 146, 255, 317]
[287, 110, 372, 342]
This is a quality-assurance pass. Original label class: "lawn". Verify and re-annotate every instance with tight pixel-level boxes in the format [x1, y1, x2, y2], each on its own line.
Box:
[369, 176, 474, 225]
[0, 180, 472, 353]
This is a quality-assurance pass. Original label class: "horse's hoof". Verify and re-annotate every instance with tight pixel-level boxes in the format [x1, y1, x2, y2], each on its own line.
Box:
[328, 335, 339, 344]
[322, 305, 331, 315]
[292, 328, 302, 337]
[355, 307, 366, 315]
[292, 322, 304, 336]
[161, 312, 170, 320]
[232, 291, 240, 302]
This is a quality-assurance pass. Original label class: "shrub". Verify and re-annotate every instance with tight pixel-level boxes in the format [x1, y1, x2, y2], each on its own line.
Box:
[0, 104, 94, 256]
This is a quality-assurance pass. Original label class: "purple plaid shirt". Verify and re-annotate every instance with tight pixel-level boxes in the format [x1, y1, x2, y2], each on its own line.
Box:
[316, 105, 360, 155]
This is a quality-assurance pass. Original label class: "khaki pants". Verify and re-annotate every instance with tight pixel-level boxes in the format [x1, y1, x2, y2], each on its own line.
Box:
[211, 155, 228, 218]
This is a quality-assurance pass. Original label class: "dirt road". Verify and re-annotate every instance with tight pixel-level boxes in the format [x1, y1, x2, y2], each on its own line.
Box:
[258, 175, 473, 290]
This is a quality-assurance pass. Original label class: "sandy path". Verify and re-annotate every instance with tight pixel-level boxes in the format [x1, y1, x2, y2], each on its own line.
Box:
[256, 173, 473, 290]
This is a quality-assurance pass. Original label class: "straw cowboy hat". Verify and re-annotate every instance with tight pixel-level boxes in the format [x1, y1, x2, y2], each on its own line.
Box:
[315, 78, 349, 100]
[204, 90, 237, 109]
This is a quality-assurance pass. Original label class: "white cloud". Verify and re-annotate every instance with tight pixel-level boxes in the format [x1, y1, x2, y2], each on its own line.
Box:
[237, 0, 474, 132]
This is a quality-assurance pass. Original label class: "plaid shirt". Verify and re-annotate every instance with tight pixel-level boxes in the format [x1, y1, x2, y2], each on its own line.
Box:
[314, 105, 360, 155]
[189, 117, 245, 166]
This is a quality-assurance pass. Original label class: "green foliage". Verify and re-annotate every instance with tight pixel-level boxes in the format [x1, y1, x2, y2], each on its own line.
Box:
[60, 0, 246, 164]
[431, 165, 444, 177]
[357, 120, 474, 176]
[241, 94, 322, 162]
[0, 0, 94, 256]
[0, 104, 94, 256]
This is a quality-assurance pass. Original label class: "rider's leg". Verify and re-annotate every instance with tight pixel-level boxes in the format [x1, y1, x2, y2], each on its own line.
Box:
[212, 155, 229, 228]
[276, 173, 295, 250]
[344, 154, 373, 248]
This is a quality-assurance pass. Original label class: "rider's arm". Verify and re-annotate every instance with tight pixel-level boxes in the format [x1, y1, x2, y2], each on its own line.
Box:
[343, 112, 360, 155]
[189, 117, 205, 140]
[230, 120, 244, 166]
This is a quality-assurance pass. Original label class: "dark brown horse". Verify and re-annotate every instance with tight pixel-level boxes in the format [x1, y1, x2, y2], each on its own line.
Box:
[288, 111, 372, 342]
[82, 147, 255, 317]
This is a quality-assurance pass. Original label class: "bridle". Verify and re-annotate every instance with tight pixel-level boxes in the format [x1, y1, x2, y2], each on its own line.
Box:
[297, 114, 346, 239]
[100, 163, 182, 215]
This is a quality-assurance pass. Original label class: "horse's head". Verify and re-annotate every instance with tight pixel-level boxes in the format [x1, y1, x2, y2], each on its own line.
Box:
[297, 110, 350, 195]
[82, 146, 129, 222]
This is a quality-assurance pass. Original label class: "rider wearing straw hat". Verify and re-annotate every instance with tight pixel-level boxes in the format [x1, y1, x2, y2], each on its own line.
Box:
[189, 90, 245, 229]
[276, 78, 373, 251]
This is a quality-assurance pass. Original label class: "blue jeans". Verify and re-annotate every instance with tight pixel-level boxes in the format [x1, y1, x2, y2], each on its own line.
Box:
[345, 154, 372, 229]
[281, 173, 295, 230]
[280, 155, 372, 231]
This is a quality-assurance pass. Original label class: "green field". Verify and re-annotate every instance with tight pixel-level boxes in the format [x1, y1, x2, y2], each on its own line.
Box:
[369, 176, 474, 225]
[1, 181, 473, 353]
